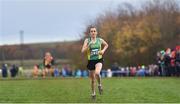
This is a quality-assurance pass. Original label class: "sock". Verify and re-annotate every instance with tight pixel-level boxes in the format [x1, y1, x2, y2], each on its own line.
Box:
[92, 91, 96, 95]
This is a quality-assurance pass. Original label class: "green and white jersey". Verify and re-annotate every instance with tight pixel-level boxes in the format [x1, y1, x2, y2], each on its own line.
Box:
[87, 37, 102, 60]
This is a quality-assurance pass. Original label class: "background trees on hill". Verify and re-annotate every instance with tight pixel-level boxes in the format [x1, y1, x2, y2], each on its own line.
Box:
[78, 0, 180, 68]
[0, 0, 180, 69]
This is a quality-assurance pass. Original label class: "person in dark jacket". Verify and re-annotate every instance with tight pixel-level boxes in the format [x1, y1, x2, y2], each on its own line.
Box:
[2, 64, 8, 78]
[10, 64, 19, 77]
[175, 49, 180, 76]
[164, 48, 171, 76]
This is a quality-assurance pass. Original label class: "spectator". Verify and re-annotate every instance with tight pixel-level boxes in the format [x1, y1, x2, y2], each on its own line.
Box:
[101, 69, 106, 78]
[75, 69, 82, 78]
[18, 66, 24, 77]
[111, 62, 119, 77]
[33, 64, 39, 78]
[130, 67, 136, 76]
[157, 51, 163, 76]
[38, 63, 44, 77]
[82, 70, 88, 78]
[164, 48, 171, 76]
[160, 50, 165, 76]
[66, 65, 72, 76]
[175, 47, 180, 76]
[10, 64, 18, 78]
[121, 67, 126, 77]
[54, 66, 59, 77]
[145, 66, 149, 76]
[170, 49, 176, 76]
[61, 67, 67, 77]
[2, 64, 8, 78]
[125, 67, 130, 76]
[107, 69, 112, 78]
[136, 65, 145, 77]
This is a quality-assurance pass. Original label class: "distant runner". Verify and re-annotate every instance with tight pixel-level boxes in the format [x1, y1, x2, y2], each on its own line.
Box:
[42, 52, 54, 78]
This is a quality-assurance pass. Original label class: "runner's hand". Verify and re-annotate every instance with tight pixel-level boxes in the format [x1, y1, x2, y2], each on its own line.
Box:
[98, 50, 104, 55]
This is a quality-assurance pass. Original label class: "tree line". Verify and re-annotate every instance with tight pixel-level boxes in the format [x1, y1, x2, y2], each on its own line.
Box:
[0, 0, 180, 69]
[74, 0, 180, 69]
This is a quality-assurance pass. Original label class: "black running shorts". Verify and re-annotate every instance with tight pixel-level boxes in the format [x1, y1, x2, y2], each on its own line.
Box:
[87, 58, 104, 70]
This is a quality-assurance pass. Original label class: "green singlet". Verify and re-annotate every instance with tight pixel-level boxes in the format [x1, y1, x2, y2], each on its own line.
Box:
[87, 37, 102, 60]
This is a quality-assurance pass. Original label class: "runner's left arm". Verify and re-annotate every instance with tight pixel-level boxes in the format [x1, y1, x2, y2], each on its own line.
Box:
[99, 38, 108, 55]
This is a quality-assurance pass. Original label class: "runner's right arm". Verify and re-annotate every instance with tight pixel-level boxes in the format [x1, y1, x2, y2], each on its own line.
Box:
[81, 38, 89, 53]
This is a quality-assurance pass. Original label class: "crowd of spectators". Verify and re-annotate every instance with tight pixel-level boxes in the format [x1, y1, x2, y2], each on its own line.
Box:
[1, 46, 179, 78]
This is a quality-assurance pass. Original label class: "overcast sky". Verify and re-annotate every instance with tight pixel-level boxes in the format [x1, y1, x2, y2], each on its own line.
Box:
[0, 0, 145, 45]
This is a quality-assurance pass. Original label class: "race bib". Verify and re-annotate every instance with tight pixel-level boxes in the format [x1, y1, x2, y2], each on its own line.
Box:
[90, 49, 99, 56]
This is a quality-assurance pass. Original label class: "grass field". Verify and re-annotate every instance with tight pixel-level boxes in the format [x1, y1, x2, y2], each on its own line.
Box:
[0, 77, 180, 103]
